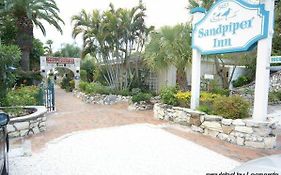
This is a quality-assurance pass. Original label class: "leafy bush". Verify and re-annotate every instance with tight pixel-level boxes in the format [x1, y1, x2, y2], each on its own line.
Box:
[232, 76, 251, 88]
[84, 82, 112, 95]
[269, 91, 281, 103]
[197, 105, 213, 114]
[5, 86, 40, 106]
[200, 92, 221, 104]
[80, 70, 87, 82]
[115, 89, 131, 96]
[210, 88, 230, 96]
[79, 81, 88, 92]
[160, 87, 178, 106]
[131, 92, 152, 103]
[213, 95, 250, 119]
[175, 91, 191, 107]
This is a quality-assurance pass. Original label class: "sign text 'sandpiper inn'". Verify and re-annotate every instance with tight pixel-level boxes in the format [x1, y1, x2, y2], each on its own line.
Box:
[192, 0, 269, 55]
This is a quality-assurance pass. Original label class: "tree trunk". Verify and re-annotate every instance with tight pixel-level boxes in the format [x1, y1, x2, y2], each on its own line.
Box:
[176, 68, 187, 90]
[20, 49, 30, 71]
[16, 15, 33, 71]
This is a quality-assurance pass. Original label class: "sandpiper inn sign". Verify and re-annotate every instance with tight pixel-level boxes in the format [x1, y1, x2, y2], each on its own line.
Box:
[192, 0, 269, 55]
[190, 0, 275, 121]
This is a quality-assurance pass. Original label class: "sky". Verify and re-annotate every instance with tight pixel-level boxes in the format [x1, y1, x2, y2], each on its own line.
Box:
[34, 0, 191, 51]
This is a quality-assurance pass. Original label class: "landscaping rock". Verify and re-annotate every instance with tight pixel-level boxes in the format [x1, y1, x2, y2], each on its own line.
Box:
[191, 125, 204, 133]
[217, 133, 228, 141]
[189, 113, 202, 126]
[253, 127, 272, 137]
[221, 119, 232, 126]
[222, 125, 234, 134]
[236, 137, 245, 146]
[204, 115, 222, 122]
[201, 121, 223, 132]
[234, 126, 253, 134]
[14, 122, 30, 131]
[264, 137, 276, 149]
[232, 119, 245, 126]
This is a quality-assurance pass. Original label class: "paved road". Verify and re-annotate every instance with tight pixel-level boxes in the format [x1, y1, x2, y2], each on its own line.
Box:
[9, 87, 281, 174]
[9, 124, 240, 175]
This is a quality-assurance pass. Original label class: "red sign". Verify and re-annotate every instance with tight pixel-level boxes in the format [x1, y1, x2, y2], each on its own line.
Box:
[46, 57, 75, 64]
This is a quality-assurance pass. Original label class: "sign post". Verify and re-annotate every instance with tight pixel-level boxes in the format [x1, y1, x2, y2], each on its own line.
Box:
[191, 8, 206, 110]
[253, 0, 275, 121]
[191, 0, 274, 121]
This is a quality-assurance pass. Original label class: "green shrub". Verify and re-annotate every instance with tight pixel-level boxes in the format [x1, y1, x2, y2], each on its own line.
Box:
[79, 81, 88, 92]
[269, 91, 281, 103]
[211, 88, 230, 96]
[200, 92, 221, 105]
[116, 89, 131, 96]
[213, 95, 250, 119]
[6, 86, 40, 106]
[80, 70, 88, 82]
[131, 92, 152, 103]
[160, 87, 178, 106]
[197, 105, 213, 114]
[232, 76, 251, 88]
[84, 82, 112, 95]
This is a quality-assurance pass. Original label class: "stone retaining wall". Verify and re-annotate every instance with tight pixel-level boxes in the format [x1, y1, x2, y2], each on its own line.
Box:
[73, 90, 131, 105]
[7, 106, 48, 138]
[154, 103, 279, 149]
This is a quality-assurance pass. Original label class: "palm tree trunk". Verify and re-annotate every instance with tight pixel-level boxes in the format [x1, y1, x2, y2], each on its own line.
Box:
[176, 68, 187, 90]
[16, 15, 33, 71]
[20, 49, 30, 71]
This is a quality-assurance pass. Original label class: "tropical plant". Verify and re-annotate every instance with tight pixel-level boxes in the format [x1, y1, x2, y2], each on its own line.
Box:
[53, 43, 81, 58]
[2, 0, 64, 71]
[187, 0, 215, 11]
[0, 44, 21, 105]
[144, 24, 192, 90]
[44, 39, 53, 56]
[30, 38, 44, 71]
[160, 86, 178, 106]
[72, 3, 153, 90]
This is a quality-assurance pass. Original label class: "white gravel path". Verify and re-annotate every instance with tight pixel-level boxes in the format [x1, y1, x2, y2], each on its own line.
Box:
[9, 124, 240, 175]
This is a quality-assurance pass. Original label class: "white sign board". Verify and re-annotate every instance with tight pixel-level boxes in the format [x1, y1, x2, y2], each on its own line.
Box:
[192, 0, 269, 55]
[270, 56, 281, 64]
[204, 74, 214, 80]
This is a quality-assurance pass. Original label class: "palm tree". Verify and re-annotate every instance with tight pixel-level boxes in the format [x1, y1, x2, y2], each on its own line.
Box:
[145, 24, 192, 90]
[44, 39, 53, 56]
[72, 4, 153, 90]
[187, 0, 215, 11]
[4, 0, 64, 71]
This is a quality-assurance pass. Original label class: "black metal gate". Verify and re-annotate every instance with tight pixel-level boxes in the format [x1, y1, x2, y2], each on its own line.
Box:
[39, 81, 55, 111]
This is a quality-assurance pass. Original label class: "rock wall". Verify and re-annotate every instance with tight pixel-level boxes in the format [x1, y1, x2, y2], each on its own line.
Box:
[232, 71, 281, 104]
[73, 90, 131, 105]
[8, 106, 47, 138]
[271, 71, 281, 92]
[154, 103, 279, 149]
[128, 101, 154, 111]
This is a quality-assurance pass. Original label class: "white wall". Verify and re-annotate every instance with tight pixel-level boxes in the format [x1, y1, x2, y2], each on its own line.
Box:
[157, 65, 177, 92]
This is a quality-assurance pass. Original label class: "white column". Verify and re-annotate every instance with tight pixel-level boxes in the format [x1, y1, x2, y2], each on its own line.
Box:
[253, 0, 275, 121]
[190, 11, 205, 110]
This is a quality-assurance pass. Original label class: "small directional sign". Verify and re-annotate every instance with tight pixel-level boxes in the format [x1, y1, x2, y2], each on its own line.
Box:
[270, 56, 281, 64]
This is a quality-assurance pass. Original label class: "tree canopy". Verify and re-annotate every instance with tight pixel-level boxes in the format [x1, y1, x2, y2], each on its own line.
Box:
[72, 3, 153, 89]
[145, 24, 192, 89]
[1, 0, 64, 71]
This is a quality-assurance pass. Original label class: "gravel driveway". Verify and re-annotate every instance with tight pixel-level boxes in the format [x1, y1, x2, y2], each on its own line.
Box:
[9, 124, 240, 175]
